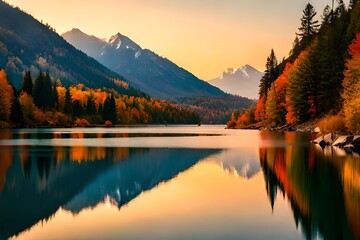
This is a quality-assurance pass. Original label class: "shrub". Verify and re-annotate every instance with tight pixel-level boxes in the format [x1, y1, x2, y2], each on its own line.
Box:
[317, 114, 347, 134]
[75, 118, 90, 127]
[104, 120, 113, 126]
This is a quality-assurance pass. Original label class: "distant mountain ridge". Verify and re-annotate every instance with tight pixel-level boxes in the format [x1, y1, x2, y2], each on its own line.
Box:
[62, 28, 226, 99]
[0, 1, 143, 96]
[209, 65, 263, 99]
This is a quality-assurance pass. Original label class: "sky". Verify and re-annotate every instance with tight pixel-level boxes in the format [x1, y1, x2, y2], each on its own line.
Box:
[6, 0, 350, 80]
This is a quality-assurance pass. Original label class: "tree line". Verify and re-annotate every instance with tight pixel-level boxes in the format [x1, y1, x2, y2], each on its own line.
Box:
[229, 0, 360, 134]
[0, 70, 200, 127]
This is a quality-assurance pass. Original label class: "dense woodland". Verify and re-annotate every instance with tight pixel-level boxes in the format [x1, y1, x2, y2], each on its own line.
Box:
[177, 96, 255, 124]
[0, 70, 200, 127]
[228, 0, 360, 134]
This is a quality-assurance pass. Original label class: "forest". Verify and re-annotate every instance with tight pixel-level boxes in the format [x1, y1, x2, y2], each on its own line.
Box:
[0, 70, 200, 127]
[228, 0, 360, 134]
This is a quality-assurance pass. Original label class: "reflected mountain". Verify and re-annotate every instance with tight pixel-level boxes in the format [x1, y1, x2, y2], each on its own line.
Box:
[212, 149, 261, 179]
[259, 131, 360, 240]
[0, 146, 219, 239]
[63, 148, 216, 213]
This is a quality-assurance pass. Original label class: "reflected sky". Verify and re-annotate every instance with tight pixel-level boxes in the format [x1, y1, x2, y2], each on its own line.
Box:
[0, 126, 359, 240]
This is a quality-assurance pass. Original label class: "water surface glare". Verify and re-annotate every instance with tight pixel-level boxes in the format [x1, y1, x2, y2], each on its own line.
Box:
[0, 125, 358, 240]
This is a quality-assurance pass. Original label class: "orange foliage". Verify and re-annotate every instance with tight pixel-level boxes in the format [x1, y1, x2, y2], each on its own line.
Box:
[0, 70, 14, 121]
[275, 63, 292, 109]
[130, 107, 141, 121]
[254, 96, 266, 121]
[0, 149, 12, 192]
[75, 118, 90, 127]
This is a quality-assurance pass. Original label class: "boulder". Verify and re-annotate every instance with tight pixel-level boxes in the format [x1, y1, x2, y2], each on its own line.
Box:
[332, 135, 354, 147]
[351, 135, 360, 151]
[313, 133, 336, 144]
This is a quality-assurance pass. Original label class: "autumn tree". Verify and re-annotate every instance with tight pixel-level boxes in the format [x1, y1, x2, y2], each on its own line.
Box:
[254, 96, 267, 122]
[343, 33, 360, 132]
[265, 83, 281, 126]
[0, 70, 14, 122]
[19, 92, 37, 125]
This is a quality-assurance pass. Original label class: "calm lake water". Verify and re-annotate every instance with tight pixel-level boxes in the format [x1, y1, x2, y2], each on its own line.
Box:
[0, 125, 359, 240]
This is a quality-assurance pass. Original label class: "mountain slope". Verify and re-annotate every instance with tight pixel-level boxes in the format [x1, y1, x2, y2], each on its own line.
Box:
[0, 1, 144, 96]
[209, 65, 263, 99]
[62, 29, 226, 99]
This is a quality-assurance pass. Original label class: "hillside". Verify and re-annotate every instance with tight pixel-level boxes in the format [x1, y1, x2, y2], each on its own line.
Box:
[209, 65, 263, 99]
[62, 29, 226, 99]
[228, 1, 360, 134]
[0, 1, 143, 96]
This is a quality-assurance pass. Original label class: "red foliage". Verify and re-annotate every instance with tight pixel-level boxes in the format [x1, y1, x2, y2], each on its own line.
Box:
[104, 120, 113, 126]
[349, 33, 360, 56]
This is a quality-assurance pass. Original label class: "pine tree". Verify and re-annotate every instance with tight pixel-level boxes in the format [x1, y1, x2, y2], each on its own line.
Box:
[33, 72, 54, 109]
[287, 49, 316, 123]
[314, 3, 350, 113]
[64, 88, 73, 116]
[297, 3, 320, 47]
[21, 71, 33, 96]
[259, 49, 278, 97]
[10, 94, 24, 125]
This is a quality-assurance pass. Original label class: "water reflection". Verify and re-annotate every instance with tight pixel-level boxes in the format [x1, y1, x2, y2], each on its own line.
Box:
[1, 128, 360, 240]
[259, 131, 360, 240]
[0, 145, 220, 239]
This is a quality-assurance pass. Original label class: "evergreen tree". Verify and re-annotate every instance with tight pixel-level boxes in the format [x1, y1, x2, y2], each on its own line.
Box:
[64, 88, 73, 116]
[289, 36, 303, 62]
[321, 5, 333, 26]
[21, 71, 33, 96]
[287, 49, 316, 123]
[33, 72, 53, 109]
[314, 3, 350, 113]
[10, 94, 24, 125]
[102, 94, 116, 124]
[297, 3, 320, 47]
[53, 80, 59, 111]
[259, 49, 278, 97]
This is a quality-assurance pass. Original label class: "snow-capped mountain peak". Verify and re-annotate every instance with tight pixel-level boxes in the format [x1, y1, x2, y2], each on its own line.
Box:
[209, 64, 263, 99]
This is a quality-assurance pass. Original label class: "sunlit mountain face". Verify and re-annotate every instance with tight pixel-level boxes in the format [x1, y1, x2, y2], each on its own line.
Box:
[62, 28, 226, 99]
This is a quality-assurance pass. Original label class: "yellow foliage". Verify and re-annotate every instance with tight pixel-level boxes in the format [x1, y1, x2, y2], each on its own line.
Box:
[317, 114, 347, 134]
[56, 86, 67, 112]
[19, 92, 37, 124]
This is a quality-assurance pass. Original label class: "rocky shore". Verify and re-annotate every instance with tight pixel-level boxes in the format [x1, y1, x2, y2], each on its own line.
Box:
[312, 133, 360, 153]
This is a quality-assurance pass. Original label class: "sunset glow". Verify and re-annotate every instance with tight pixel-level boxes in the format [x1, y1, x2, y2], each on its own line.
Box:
[5, 0, 346, 80]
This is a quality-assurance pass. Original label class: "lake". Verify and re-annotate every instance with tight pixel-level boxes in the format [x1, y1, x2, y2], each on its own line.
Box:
[0, 125, 359, 240]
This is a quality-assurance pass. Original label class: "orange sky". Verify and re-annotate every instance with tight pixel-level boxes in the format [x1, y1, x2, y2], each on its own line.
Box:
[6, 0, 349, 80]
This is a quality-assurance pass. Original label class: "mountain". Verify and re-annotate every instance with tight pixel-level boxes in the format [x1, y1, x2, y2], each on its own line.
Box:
[0, 1, 144, 96]
[62, 28, 226, 99]
[0, 147, 218, 239]
[208, 65, 263, 99]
